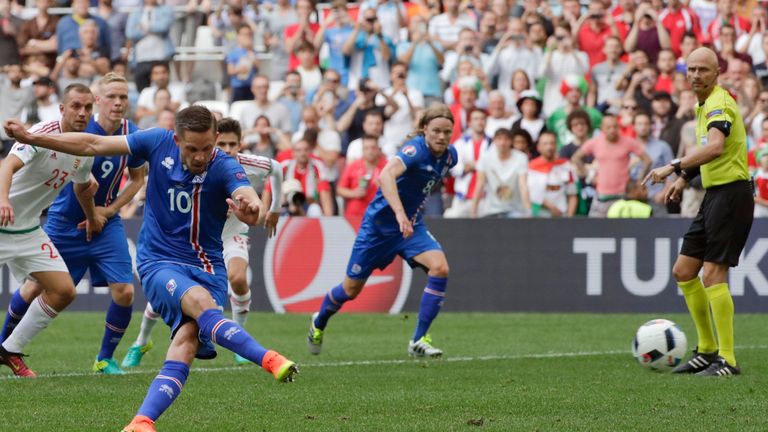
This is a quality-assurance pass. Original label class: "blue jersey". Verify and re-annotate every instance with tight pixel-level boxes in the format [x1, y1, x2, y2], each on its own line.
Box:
[48, 118, 143, 224]
[127, 128, 250, 274]
[363, 136, 457, 232]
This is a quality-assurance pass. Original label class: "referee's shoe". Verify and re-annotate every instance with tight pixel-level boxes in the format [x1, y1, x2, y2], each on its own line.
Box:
[696, 357, 741, 377]
[672, 348, 719, 374]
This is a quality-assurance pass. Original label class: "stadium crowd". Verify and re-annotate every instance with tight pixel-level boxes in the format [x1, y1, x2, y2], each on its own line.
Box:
[0, 0, 767, 218]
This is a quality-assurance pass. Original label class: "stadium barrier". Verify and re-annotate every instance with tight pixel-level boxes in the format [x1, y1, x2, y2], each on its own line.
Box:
[1, 217, 766, 313]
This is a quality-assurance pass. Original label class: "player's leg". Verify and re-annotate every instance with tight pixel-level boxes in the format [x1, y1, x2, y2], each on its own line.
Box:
[0, 270, 76, 377]
[408, 250, 449, 358]
[227, 257, 252, 364]
[183, 286, 297, 381]
[93, 282, 134, 374]
[0, 279, 43, 343]
[122, 320, 198, 432]
[122, 303, 159, 368]
[307, 276, 366, 355]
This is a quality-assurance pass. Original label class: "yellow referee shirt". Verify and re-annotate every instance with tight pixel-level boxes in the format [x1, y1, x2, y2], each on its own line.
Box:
[694, 85, 750, 189]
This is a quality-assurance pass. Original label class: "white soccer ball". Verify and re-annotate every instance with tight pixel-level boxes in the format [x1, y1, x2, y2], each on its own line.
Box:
[632, 319, 688, 371]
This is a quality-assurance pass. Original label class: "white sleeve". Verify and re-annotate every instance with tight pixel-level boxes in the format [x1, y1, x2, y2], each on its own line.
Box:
[9, 143, 38, 165]
[73, 157, 95, 184]
[267, 159, 283, 214]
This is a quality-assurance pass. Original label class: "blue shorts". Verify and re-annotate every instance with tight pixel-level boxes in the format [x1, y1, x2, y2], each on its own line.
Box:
[44, 216, 133, 286]
[138, 261, 228, 338]
[345, 220, 442, 280]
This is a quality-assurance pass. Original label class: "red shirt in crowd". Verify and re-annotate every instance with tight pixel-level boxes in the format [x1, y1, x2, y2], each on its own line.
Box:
[338, 156, 387, 220]
[660, 7, 702, 57]
[284, 23, 320, 70]
[578, 24, 614, 67]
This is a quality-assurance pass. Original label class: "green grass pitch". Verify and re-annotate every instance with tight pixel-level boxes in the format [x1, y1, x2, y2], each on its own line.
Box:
[2, 312, 767, 431]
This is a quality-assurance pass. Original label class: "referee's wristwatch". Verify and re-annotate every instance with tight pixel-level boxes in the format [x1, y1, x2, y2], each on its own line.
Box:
[670, 158, 682, 175]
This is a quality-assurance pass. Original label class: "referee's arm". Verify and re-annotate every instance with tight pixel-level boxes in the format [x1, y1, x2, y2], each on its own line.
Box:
[677, 125, 726, 172]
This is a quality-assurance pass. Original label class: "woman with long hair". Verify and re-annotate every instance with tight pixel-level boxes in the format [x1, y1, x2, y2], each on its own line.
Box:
[308, 104, 458, 358]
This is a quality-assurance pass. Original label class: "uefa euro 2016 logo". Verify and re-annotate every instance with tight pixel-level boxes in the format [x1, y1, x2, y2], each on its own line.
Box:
[263, 218, 412, 314]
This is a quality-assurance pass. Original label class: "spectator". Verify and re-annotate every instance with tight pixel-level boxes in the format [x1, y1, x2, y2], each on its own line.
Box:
[470, 128, 531, 218]
[490, 0, 512, 34]
[623, 3, 671, 64]
[344, 7, 395, 89]
[290, 105, 342, 180]
[137, 87, 172, 129]
[377, 61, 423, 157]
[277, 70, 305, 132]
[265, 138, 335, 216]
[510, 127, 534, 158]
[510, 89, 546, 143]
[226, 24, 260, 103]
[0, 0, 21, 68]
[559, 108, 594, 161]
[336, 77, 396, 151]
[752, 33, 768, 88]
[345, 110, 384, 162]
[749, 117, 768, 169]
[605, 180, 653, 218]
[284, 0, 319, 72]
[238, 75, 293, 140]
[527, 131, 577, 217]
[485, 90, 516, 137]
[707, 0, 751, 44]
[311, 68, 354, 119]
[263, 0, 298, 81]
[73, 19, 111, 78]
[617, 95, 637, 138]
[655, 49, 677, 94]
[126, 0, 175, 92]
[560, 0, 583, 29]
[547, 74, 603, 149]
[749, 90, 768, 140]
[478, 11, 499, 54]
[660, 0, 703, 57]
[51, 51, 91, 93]
[571, 115, 652, 217]
[755, 149, 768, 217]
[449, 76, 479, 142]
[244, 114, 288, 158]
[0, 64, 31, 149]
[440, 27, 487, 85]
[574, 1, 620, 67]
[337, 134, 387, 220]
[736, 6, 767, 68]
[446, 108, 492, 217]
[22, 76, 59, 125]
[56, 0, 111, 56]
[17, 0, 58, 67]
[157, 108, 176, 130]
[427, 0, 476, 51]
[295, 41, 322, 96]
[485, 18, 541, 100]
[626, 64, 659, 114]
[135, 63, 185, 121]
[632, 111, 675, 215]
[610, 0, 635, 37]
[650, 91, 684, 156]
[397, 14, 444, 104]
[526, 20, 548, 51]
[588, 36, 627, 114]
[718, 24, 753, 70]
[539, 22, 589, 117]
[616, 49, 650, 94]
[314, 0, 354, 86]
[502, 69, 531, 115]
[209, 1, 254, 52]
[738, 74, 761, 122]
[97, 0, 128, 62]
[675, 32, 700, 74]
[359, 0, 407, 44]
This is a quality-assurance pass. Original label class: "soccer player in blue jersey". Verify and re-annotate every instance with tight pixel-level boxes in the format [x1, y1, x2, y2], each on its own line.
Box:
[307, 104, 457, 358]
[0, 73, 146, 375]
[5, 106, 297, 432]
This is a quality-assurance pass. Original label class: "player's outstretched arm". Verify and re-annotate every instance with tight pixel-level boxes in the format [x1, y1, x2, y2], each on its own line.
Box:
[377, 158, 413, 238]
[0, 155, 24, 227]
[4, 119, 130, 157]
[229, 186, 266, 226]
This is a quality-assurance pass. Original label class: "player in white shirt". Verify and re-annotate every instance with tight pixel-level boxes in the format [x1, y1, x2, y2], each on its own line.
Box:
[122, 118, 283, 367]
[0, 84, 97, 377]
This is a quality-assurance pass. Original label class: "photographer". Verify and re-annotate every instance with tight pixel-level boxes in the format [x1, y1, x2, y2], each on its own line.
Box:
[335, 77, 398, 155]
[485, 18, 540, 95]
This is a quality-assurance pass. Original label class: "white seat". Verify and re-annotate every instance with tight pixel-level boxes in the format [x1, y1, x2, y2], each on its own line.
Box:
[194, 100, 230, 117]
[194, 26, 215, 49]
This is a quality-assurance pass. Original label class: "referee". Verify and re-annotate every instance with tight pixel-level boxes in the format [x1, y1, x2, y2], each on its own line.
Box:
[643, 47, 754, 377]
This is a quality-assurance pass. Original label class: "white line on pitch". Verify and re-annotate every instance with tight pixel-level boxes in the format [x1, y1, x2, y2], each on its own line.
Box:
[2, 345, 767, 381]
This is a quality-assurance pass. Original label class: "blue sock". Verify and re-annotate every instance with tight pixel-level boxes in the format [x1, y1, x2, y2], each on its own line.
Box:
[412, 276, 448, 342]
[98, 301, 133, 360]
[0, 290, 31, 343]
[197, 308, 268, 366]
[313, 283, 350, 330]
[137, 360, 189, 421]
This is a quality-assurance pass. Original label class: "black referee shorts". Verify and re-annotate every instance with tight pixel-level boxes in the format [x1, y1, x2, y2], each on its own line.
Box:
[680, 180, 755, 267]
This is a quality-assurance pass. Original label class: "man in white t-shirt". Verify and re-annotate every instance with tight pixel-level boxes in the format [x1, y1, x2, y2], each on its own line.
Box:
[471, 128, 531, 217]
[376, 61, 423, 157]
[0, 84, 96, 377]
[428, 0, 477, 51]
[344, 110, 385, 162]
[135, 63, 186, 121]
